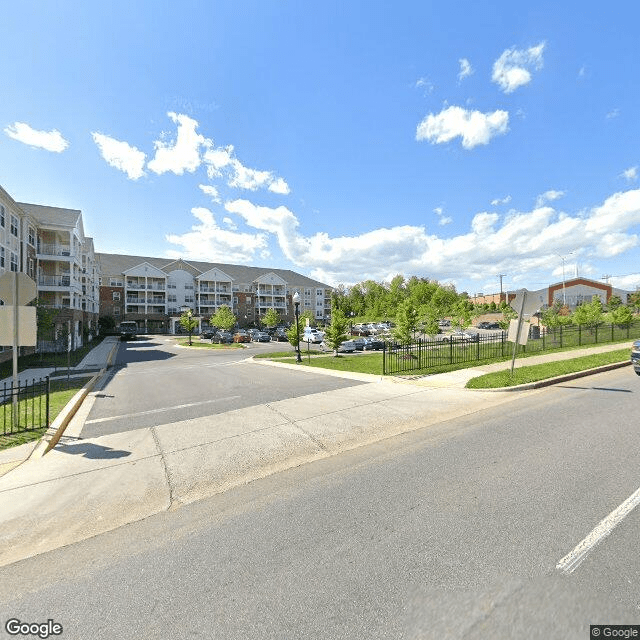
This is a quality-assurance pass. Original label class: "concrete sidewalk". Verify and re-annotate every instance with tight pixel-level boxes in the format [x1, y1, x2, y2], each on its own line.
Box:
[0, 338, 632, 567]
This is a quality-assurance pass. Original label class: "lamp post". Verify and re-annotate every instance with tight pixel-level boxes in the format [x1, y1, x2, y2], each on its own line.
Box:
[293, 291, 302, 363]
[349, 311, 355, 335]
[557, 253, 574, 307]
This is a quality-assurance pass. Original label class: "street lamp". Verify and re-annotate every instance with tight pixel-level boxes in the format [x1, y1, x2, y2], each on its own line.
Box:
[293, 291, 302, 363]
[349, 311, 355, 335]
[557, 253, 574, 307]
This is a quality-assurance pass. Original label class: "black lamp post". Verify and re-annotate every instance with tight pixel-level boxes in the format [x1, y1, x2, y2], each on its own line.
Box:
[293, 291, 302, 363]
[349, 311, 355, 335]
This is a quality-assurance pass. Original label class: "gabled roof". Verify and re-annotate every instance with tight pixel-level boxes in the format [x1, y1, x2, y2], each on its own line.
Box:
[18, 202, 84, 238]
[123, 261, 169, 278]
[96, 252, 332, 288]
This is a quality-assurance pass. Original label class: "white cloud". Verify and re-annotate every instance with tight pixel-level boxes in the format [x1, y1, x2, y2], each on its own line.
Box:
[4, 122, 69, 152]
[491, 195, 512, 206]
[414, 77, 435, 94]
[622, 166, 638, 182]
[148, 112, 206, 175]
[433, 206, 452, 226]
[198, 184, 221, 203]
[606, 108, 620, 120]
[416, 106, 509, 149]
[535, 189, 565, 207]
[202, 144, 290, 194]
[165, 207, 267, 263]
[492, 42, 545, 94]
[92, 132, 146, 180]
[458, 58, 473, 82]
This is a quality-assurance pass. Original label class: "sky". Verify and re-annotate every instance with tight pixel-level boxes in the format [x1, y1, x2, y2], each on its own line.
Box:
[1, 0, 639, 296]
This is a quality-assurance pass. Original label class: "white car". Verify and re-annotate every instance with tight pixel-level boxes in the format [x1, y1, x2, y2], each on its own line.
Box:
[302, 328, 324, 343]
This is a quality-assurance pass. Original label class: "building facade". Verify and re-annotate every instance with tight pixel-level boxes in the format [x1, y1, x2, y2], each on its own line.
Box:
[97, 253, 333, 333]
[0, 185, 100, 363]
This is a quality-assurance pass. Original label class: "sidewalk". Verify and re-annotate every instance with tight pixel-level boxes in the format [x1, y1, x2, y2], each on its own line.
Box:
[0, 338, 631, 567]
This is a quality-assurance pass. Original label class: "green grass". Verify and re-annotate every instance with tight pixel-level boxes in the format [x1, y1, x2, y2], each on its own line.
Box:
[0, 336, 105, 379]
[174, 338, 244, 349]
[271, 352, 384, 374]
[465, 349, 630, 389]
[0, 377, 91, 450]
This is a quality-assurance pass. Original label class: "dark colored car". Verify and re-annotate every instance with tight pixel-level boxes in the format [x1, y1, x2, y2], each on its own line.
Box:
[352, 338, 367, 351]
[201, 329, 217, 339]
[253, 331, 272, 342]
[477, 321, 501, 330]
[363, 338, 384, 351]
[214, 331, 234, 344]
[631, 339, 640, 376]
[273, 329, 289, 342]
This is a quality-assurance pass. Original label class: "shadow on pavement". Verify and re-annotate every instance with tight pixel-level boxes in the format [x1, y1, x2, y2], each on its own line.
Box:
[57, 443, 132, 459]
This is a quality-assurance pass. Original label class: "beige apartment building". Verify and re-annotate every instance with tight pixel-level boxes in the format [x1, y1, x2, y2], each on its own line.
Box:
[98, 253, 333, 333]
[0, 185, 100, 362]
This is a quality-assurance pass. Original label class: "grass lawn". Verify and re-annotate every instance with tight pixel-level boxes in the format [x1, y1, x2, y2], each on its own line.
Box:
[270, 352, 384, 375]
[465, 349, 630, 389]
[0, 377, 92, 450]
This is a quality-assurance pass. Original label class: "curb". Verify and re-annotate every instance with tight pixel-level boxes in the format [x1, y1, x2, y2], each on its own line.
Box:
[249, 355, 385, 382]
[468, 360, 631, 392]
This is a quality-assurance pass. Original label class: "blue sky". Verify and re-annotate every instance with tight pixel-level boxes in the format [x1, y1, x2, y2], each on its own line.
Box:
[1, 1, 639, 295]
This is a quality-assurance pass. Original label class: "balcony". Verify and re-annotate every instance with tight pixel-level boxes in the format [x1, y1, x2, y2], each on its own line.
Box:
[38, 275, 71, 288]
[147, 297, 166, 304]
[37, 244, 73, 258]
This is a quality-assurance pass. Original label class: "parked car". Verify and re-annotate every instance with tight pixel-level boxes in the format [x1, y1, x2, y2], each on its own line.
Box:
[302, 328, 324, 343]
[352, 338, 367, 351]
[273, 328, 289, 342]
[201, 328, 217, 340]
[477, 321, 501, 330]
[338, 340, 357, 353]
[214, 331, 234, 344]
[233, 331, 251, 343]
[119, 321, 138, 341]
[351, 327, 370, 336]
[632, 339, 640, 376]
[253, 331, 272, 342]
[449, 330, 480, 342]
[363, 337, 385, 351]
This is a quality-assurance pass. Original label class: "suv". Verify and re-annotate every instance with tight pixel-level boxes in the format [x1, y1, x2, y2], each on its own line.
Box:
[631, 339, 640, 376]
[119, 321, 138, 341]
[302, 328, 324, 344]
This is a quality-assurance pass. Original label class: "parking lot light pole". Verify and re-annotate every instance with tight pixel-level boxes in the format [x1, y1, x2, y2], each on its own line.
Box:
[293, 292, 302, 363]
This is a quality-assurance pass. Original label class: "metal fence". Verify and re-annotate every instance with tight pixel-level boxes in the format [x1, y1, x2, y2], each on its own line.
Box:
[382, 321, 640, 376]
[1, 377, 50, 436]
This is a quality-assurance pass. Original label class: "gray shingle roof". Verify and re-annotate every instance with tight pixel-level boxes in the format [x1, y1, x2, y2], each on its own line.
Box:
[96, 252, 332, 289]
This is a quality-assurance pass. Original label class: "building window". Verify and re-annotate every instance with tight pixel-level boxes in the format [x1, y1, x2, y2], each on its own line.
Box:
[0, 247, 4, 268]
[109, 278, 123, 287]
[10, 252, 18, 272]
[28, 259, 34, 278]
[233, 297, 238, 305]
[10, 215, 18, 237]
[28, 226, 36, 246]
[112, 292, 121, 301]
[114, 307, 120, 316]
[168, 294, 177, 302]
[0, 205, 5, 227]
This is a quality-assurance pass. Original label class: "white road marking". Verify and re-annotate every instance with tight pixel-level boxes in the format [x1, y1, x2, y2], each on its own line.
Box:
[556, 485, 640, 574]
[85, 395, 242, 424]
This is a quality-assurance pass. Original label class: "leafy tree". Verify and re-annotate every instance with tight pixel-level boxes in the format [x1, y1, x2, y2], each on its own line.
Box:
[450, 299, 474, 331]
[572, 296, 604, 330]
[323, 309, 349, 355]
[261, 307, 281, 329]
[286, 323, 301, 349]
[629, 292, 640, 314]
[609, 304, 633, 327]
[179, 309, 199, 346]
[607, 294, 623, 312]
[299, 309, 315, 327]
[210, 305, 236, 332]
[540, 300, 572, 331]
[98, 315, 116, 334]
[393, 300, 419, 344]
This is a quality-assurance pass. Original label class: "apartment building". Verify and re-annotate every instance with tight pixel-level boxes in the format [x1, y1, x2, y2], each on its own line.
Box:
[0, 184, 100, 362]
[98, 253, 333, 333]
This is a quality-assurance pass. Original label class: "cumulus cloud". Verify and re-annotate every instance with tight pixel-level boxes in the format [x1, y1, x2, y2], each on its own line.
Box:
[606, 108, 620, 120]
[535, 189, 565, 207]
[165, 207, 267, 263]
[492, 42, 545, 94]
[458, 58, 473, 82]
[4, 122, 69, 152]
[416, 106, 509, 149]
[491, 195, 512, 206]
[198, 184, 221, 203]
[148, 112, 206, 175]
[165, 188, 640, 288]
[433, 206, 452, 226]
[92, 132, 146, 180]
[622, 166, 638, 182]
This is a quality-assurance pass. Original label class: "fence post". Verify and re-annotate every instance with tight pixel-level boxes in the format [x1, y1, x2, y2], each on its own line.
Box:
[595, 324, 598, 343]
[560, 325, 563, 348]
[46, 376, 50, 427]
[382, 343, 386, 376]
[449, 337, 453, 364]
[578, 324, 581, 346]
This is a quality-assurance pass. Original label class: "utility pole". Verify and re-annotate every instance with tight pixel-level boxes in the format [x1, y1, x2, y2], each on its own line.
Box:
[601, 274, 611, 284]
[497, 274, 506, 303]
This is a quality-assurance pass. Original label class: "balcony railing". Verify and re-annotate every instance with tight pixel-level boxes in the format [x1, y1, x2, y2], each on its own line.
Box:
[38, 275, 71, 287]
[37, 244, 73, 257]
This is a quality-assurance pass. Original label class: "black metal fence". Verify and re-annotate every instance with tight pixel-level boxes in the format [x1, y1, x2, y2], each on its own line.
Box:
[382, 321, 640, 376]
[1, 377, 50, 436]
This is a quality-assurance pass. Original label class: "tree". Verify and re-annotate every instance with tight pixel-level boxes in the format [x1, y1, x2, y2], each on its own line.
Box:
[572, 296, 604, 331]
[629, 292, 640, 314]
[179, 309, 199, 346]
[540, 300, 572, 331]
[210, 305, 236, 332]
[98, 315, 116, 334]
[393, 300, 419, 344]
[35, 300, 58, 343]
[322, 309, 349, 356]
[450, 299, 474, 331]
[609, 304, 633, 327]
[286, 323, 301, 350]
[299, 309, 315, 328]
[607, 294, 623, 312]
[261, 308, 281, 329]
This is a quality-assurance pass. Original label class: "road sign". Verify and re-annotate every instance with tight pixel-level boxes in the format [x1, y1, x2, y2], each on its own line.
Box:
[509, 288, 544, 318]
[0, 272, 37, 306]
[507, 318, 530, 345]
[0, 306, 37, 346]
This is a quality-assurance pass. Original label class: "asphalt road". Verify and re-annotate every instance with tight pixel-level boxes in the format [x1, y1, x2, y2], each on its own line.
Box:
[80, 336, 364, 438]
[2, 368, 639, 639]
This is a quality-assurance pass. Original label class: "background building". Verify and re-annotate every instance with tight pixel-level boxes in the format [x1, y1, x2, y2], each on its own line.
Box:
[97, 253, 333, 333]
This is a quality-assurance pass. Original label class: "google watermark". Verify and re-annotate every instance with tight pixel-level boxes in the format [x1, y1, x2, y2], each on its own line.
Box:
[591, 626, 640, 638]
[5, 619, 63, 639]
